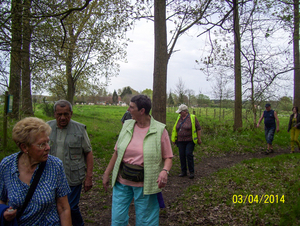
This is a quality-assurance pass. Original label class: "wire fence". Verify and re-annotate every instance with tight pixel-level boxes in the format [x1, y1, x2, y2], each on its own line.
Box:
[167, 106, 290, 130]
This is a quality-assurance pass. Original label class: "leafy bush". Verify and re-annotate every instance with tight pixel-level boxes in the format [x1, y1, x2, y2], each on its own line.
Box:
[41, 98, 54, 117]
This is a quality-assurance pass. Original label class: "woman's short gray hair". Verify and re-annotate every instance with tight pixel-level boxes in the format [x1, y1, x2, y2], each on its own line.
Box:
[12, 117, 51, 147]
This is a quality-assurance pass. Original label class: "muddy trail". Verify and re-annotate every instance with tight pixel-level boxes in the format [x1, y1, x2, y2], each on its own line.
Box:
[79, 148, 291, 225]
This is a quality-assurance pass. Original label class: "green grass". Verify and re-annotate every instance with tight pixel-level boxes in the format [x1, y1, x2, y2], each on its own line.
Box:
[0, 104, 291, 175]
[70, 105, 126, 159]
[0, 105, 291, 154]
[0, 104, 296, 224]
[0, 104, 292, 171]
[0, 104, 127, 157]
[169, 154, 300, 225]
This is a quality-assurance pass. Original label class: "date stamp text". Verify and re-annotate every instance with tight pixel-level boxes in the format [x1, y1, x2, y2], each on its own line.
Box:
[232, 194, 285, 204]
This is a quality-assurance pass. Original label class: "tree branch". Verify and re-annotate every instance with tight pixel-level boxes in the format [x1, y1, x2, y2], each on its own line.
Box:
[59, 0, 92, 48]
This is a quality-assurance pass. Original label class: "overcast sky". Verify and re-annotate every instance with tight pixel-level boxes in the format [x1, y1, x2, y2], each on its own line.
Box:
[106, 20, 214, 98]
[106, 17, 295, 101]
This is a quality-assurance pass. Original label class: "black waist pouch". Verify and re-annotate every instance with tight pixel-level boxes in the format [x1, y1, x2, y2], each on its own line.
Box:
[120, 162, 144, 182]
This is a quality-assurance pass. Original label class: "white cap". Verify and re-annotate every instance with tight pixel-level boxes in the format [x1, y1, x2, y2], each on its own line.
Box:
[176, 104, 188, 113]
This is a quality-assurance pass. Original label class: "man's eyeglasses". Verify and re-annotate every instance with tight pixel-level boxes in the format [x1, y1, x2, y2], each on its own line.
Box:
[34, 140, 53, 150]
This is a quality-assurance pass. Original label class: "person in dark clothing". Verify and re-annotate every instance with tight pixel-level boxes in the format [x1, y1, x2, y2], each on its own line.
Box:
[287, 106, 300, 153]
[257, 103, 280, 154]
[121, 110, 132, 124]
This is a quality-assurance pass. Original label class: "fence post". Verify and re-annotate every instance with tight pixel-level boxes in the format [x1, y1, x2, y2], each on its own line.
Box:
[214, 109, 216, 119]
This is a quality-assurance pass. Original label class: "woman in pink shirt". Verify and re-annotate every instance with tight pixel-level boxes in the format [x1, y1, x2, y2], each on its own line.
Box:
[103, 95, 173, 226]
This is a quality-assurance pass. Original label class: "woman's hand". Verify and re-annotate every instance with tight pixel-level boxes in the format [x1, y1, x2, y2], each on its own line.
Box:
[156, 170, 168, 189]
[3, 208, 17, 222]
[102, 150, 118, 192]
[197, 138, 202, 145]
[102, 173, 110, 192]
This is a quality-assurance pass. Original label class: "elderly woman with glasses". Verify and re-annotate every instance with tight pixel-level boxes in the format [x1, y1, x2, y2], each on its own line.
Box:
[0, 117, 71, 226]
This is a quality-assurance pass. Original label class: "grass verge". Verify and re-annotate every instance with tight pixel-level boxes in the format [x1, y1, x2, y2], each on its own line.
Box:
[169, 153, 300, 225]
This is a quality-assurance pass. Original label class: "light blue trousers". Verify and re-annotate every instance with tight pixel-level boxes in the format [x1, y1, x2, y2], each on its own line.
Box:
[111, 182, 159, 226]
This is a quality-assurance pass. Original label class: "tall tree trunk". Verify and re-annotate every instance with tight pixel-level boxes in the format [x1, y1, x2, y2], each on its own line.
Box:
[294, 0, 300, 107]
[152, 0, 168, 124]
[233, 0, 242, 131]
[251, 77, 256, 129]
[66, 50, 75, 105]
[65, 8, 76, 105]
[22, 0, 33, 116]
[219, 97, 222, 121]
[9, 0, 22, 119]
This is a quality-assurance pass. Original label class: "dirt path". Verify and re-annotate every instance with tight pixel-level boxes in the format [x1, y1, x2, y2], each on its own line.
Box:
[80, 148, 291, 225]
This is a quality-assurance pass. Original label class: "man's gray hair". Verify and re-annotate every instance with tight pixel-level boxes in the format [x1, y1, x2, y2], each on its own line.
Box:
[54, 100, 73, 112]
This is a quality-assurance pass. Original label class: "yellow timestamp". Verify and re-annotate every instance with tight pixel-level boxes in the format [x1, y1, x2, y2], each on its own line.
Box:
[232, 194, 285, 204]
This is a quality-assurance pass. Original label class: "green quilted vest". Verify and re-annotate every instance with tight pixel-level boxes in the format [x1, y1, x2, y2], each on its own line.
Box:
[112, 116, 166, 195]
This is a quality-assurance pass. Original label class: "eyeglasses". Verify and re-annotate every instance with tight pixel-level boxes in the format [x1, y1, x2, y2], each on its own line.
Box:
[34, 140, 53, 150]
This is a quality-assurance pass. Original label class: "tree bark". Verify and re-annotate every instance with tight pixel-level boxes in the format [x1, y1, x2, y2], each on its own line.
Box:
[22, 0, 34, 116]
[233, 0, 243, 131]
[66, 48, 75, 105]
[9, 0, 22, 119]
[152, 0, 168, 123]
[66, 9, 76, 105]
[251, 78, 256, 129]
[294, 0, 300, 107]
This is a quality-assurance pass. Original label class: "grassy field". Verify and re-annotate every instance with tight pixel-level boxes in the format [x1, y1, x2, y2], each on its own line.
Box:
[0, 104, 299, 225]
[169, 153, 300, 225]
[0, 104, 291, 159]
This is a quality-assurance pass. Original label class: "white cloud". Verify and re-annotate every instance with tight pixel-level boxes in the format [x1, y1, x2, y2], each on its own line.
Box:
[107, 19, 293, 99]
[107, 20, 213, 97]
